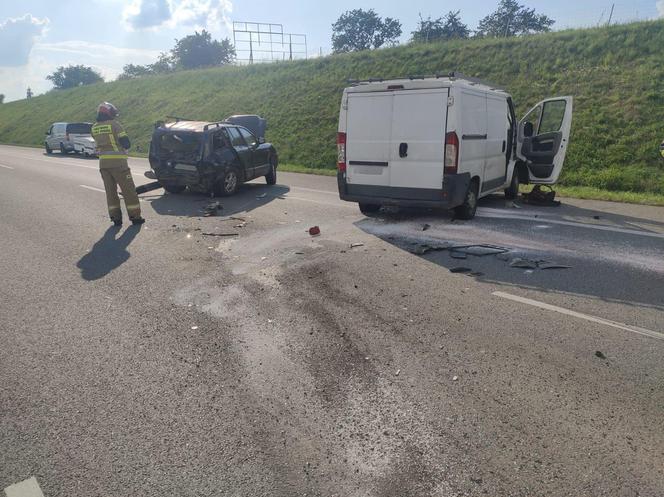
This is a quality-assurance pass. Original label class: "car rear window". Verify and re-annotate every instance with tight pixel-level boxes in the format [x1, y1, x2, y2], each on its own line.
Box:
[66, 123, 92, 134]
[159, 132, 202, 156]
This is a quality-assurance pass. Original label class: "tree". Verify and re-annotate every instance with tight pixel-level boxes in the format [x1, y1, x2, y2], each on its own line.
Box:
[0, 94, 4, 104]
[332, 9, 402, 53]
[170, 30, 235, 70]
[117, 52, 174, 80]
[412, 11, 470, 43]
[46, 65, 104, 89]
[476, 0, 554, 37]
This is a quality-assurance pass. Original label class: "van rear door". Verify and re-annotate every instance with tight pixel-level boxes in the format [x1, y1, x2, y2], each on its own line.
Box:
[517, 97, 573, 185]
[389, 89, 449, 190]
[345, 92, 393, 188]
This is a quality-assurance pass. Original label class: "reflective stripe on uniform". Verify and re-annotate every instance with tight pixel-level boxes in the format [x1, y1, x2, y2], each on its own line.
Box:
[92, 125, 112, 136]
[125, 204, 140, 210]
[118, 131, 128, 138]
[109, 132, 119, 152]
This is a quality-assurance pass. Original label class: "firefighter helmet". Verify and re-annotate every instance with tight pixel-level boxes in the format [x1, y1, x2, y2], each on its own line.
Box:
[97, 102, 119, 120]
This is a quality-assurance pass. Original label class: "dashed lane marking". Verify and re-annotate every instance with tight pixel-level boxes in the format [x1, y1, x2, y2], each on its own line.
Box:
[0, 153, 145, 178]
[493, 291, 664, 341]
[79, 184, 107, 193]
[4, 477, 44, 497]
[79, 184, 147, 202]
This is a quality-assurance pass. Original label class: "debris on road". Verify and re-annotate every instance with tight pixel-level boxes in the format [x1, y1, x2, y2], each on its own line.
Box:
[539, 262, 572, 270]
[191, 326, 199, 330]
[202, 232, 239, 237]
[510, 258, 539, 269]
[350, 243, 364, 248]
[135, 181, 162, 195]
[450, 252, 468, 259]
[522, 185, 561, 207]
[256, 193, 267, 199]
[510, 258, 572, 270]
[395, 369, 401, 376]
[595, 351, 607, 360]
[309, 226, 321, 236]
[452, 244, 509, 257]
[422, 223, 431, 231]
[203, 201, 222, 217]
[452, 375, 459, 381]
[450, 267, 472, 274]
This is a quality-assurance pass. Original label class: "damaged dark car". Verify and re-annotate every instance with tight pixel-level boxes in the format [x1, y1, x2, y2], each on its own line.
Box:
[148, 115, 278, 196]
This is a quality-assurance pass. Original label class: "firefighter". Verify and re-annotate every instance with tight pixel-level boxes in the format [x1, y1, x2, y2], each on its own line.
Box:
[91, 102, 144, 226]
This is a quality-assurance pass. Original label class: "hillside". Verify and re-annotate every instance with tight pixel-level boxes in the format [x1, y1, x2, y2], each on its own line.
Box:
[1, 20, 664, 194]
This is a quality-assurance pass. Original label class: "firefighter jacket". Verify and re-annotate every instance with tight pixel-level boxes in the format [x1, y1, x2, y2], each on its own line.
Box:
[91, 119, 131, 169]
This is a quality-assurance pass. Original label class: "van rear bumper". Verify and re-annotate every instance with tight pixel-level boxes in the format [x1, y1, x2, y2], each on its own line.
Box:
[338, 172, 470, 209]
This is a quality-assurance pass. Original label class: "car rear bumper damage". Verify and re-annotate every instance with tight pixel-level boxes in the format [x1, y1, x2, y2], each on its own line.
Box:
[338, 172, 470, 209]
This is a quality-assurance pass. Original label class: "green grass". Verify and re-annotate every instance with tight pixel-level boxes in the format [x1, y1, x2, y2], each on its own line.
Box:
[1, 20, 664, 197]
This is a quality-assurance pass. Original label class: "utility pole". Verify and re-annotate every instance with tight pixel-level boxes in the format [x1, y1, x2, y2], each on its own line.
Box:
[607, 3, 615, 26]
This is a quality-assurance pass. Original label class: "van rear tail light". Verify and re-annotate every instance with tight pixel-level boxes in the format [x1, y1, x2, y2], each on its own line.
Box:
[337, 132, 347, 172]
[444, 131, 459, 174]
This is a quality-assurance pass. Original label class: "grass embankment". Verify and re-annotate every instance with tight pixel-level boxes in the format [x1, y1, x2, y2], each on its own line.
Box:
[1, 20, 663, 203]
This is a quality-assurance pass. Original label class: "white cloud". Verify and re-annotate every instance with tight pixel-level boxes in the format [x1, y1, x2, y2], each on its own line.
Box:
[0, 14, 49, 67]
[124, 0, 172, 30]
[657, 1, 664, 17]
[0, 40, 162, 102]
[123, 0, 233, 32]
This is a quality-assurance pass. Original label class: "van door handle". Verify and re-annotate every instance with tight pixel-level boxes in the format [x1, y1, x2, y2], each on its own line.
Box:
[502, 141, 506, 153]
[399, 142, 408, 158]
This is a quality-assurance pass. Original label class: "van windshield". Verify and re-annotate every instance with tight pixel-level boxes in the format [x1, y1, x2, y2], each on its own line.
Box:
[66, 123, 92, 135]
[159, 132, 203, 161]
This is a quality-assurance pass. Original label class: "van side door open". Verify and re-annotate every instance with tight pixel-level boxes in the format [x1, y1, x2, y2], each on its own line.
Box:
[517, 97, 573, 184]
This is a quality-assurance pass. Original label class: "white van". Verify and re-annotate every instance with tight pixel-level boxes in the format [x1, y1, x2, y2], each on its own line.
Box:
[336, 74, 573, 219]
[45, 122, 96, 156]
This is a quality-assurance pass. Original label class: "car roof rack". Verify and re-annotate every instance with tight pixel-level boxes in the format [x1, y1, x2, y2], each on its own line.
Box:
[348, 72, 505, 91]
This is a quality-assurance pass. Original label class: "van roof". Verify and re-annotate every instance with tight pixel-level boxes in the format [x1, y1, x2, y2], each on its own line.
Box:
[345, 74, 509, 95]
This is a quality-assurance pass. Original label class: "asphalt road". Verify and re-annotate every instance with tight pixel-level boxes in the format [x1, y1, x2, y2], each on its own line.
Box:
[1, 144, 663, 497]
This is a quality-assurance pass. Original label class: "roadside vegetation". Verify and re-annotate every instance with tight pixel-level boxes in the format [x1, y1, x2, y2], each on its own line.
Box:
[0, 19, 663, 199]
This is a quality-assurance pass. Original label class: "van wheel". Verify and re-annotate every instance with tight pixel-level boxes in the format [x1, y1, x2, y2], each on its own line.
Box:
[265, 156, 277, 185]
[214, 167, 240, 197]
[162, 182, 186, 194]
[359, 203, 381, 215]
[454, 181, 479, 220]
[505, 168, 519, 200]
[45, 143, 52, 154]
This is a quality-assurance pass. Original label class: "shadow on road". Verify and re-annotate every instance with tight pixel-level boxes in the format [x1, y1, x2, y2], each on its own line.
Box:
[77, 225, 142, 281]
[355, 196, 664, 312]
[145, 182, 290, 218]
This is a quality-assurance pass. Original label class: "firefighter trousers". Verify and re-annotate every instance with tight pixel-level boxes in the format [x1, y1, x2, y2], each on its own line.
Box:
[100, 167, 141, 221]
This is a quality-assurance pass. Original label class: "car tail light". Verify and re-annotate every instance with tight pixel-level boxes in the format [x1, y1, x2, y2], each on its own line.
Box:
[444, 131, 459, 174]
[337, 132, 347, 172]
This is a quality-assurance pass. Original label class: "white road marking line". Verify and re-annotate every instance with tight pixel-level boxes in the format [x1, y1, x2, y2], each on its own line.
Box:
[0, 163, 14, 169]
[79, 184, 106, 193]
[4, 477, 45, 497]
[493, 291, 664, 341]
[79, 184, 147, 202]
[0, 153, 146, 178]
[477, 209, 664, 240]
[290, 185, 338, 196]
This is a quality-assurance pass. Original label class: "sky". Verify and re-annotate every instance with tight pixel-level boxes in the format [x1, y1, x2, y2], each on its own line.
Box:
[0, 0, 662, 102]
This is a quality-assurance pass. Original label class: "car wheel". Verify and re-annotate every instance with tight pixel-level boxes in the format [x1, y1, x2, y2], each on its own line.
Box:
[265, 156, 277, 185]
[45, 143, 52, 154]
[162, 182, 186, 194]
[215, 167, 240, 197]
[504, 167, 519, 200]
[359, 203, 381, 215]
[454, 180, 479, 220]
